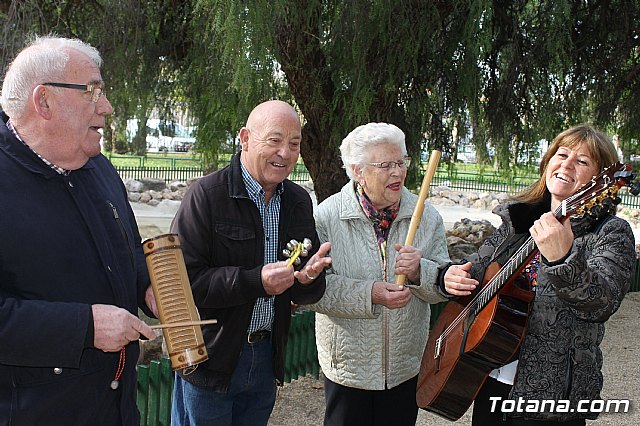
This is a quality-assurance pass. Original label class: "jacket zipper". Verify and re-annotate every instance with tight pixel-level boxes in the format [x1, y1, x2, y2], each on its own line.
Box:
[382, 240, 389, 388]
[107, 200, 134, 269]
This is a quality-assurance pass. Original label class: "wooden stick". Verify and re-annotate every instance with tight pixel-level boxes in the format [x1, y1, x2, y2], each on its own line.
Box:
[150, 319, 218, 330]
[396, 150, 442, 286]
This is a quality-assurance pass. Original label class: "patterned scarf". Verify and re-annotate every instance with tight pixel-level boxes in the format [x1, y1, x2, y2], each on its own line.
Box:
[355, 181, 399, 251]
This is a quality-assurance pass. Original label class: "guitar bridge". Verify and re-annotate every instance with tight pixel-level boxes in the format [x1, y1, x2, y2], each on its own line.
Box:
[434, 336, 442, 359]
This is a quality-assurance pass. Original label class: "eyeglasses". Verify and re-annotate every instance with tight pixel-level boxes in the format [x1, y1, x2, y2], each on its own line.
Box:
[363, 157, 411, 171]
[42, 82, 106, 103]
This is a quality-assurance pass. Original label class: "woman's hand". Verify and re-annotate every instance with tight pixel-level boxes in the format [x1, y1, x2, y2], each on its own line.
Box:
[529, 212, 573, 262]
[443, 262, 478, 296]
[371, 281, 412, 309]
[394, 243, 422, 283]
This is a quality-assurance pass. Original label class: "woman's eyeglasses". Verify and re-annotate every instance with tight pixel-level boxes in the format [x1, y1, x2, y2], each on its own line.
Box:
[363, 157, 411, 171]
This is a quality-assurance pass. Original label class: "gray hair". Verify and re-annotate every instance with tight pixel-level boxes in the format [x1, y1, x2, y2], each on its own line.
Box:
[339, 122, 407, 180]
[1, 35, 102, 119]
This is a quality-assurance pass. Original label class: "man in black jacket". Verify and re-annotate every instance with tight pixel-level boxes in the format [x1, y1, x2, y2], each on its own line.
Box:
[170, 100, 331, 425]
[0, 36, 157, 425]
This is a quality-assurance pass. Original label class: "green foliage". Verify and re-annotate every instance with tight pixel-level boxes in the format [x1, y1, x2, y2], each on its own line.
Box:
[2, 0, 640, 199]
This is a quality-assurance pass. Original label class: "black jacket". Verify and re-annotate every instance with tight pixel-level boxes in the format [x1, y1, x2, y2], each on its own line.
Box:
[170, 152, 326, 391]
[467, 198, 635, 421]
[0, 113, 151, 425]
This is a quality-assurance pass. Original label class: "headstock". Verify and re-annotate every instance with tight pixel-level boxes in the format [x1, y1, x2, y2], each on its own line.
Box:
[556, 162, 636, 221]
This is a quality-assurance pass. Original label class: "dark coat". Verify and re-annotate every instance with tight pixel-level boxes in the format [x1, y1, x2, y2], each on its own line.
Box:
[0, 113, 151, 425]
[170, 152, 326, 391]
[466, 197, 636, 421]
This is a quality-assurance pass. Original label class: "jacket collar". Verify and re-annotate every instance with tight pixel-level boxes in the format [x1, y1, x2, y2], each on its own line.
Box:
[338, 180, 414, 221]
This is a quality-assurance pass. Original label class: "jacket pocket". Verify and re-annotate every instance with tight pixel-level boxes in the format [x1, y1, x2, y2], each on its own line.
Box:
[563, 348, 576, 399]
[215, 222, 255, 241]
[11, 350, 105, 387]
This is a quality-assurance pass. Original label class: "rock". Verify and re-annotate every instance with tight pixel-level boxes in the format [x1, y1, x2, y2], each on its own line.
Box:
[139, 192, 152, 203]
[128, 192, 141, 203]
[139, 178, 167, 192]
[124, 179, 145, 193]
[446, 218, 497, 263]
[148, 190, 163, 200]
[169, 181, 187, 192]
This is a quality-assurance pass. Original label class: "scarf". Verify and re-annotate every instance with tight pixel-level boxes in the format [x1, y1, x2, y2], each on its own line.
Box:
[355, 181, 399, 252]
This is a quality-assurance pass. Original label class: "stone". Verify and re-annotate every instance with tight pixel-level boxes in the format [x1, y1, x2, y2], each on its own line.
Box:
[139, 192, 152, 203]
[128, 192, 141, 203]
[139, 178, 167, 192]
[124, 179, 145, 193]
[169, 181, 187, 192]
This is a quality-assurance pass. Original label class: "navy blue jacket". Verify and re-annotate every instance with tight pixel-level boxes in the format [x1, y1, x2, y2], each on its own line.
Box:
[0, 113, 150, 425]
[171, 152, 326, 391]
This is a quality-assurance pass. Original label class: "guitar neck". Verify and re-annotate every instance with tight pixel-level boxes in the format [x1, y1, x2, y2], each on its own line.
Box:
[471, 238, 537, 317]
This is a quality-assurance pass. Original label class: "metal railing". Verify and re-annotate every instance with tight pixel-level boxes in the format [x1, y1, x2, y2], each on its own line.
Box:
[113, 161, 639, 208]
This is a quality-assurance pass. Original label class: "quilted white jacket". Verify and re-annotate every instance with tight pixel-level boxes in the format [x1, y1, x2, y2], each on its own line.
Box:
[307, 182, 450, 390]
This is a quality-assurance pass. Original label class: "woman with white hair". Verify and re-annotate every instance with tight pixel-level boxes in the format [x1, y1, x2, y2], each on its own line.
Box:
[307, 122, 451, 425]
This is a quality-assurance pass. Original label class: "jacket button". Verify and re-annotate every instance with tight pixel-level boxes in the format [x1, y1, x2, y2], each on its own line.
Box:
[53, 367, 63, 375]
[68, 181, 74, 188]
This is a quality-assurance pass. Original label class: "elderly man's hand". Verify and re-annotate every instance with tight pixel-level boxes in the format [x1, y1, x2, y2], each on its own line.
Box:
[261, 261, 296, 295]
[294, 242, 332, 285]
[92, 304, 156, 352]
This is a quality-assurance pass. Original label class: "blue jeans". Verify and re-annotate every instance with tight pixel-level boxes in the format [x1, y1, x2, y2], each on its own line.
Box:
[171, 338, 276, 425]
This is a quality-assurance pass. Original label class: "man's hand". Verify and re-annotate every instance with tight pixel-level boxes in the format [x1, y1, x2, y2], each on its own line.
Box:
[371, 282, 412, 309]
[145, 285, 159, 318]
[261, 261, 296, 295]
[92, 304, 157, 352]
[294, 242, 332, 285]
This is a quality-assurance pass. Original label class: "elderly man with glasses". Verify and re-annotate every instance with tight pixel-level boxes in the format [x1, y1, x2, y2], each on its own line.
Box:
[0, 36, 157, 425]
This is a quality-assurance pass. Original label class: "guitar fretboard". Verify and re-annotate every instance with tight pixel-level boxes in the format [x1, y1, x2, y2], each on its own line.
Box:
[471, 238, 537, 317]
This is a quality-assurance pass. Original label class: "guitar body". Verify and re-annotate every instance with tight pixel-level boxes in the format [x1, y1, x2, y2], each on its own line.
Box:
[416, 262, 535, 421]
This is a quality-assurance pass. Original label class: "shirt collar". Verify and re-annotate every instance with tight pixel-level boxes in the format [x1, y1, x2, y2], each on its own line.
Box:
[7, 119, 70, 176]
[240, 161, 285, 201]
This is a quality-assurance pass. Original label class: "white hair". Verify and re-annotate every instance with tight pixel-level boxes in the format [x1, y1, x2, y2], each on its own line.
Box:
[339, 122, 407, 180]
[1, 35, 102, 119]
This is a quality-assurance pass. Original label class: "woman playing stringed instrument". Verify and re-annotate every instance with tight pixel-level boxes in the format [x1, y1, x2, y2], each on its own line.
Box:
[441, 124, 636, 425]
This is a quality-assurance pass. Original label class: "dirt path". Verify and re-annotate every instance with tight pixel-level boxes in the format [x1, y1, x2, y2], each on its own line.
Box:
[269, 292, 640, 425]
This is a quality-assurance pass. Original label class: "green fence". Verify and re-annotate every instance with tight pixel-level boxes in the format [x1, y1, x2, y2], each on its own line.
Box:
[137, 357, 173, 426]
[115, 162, 310, 184]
